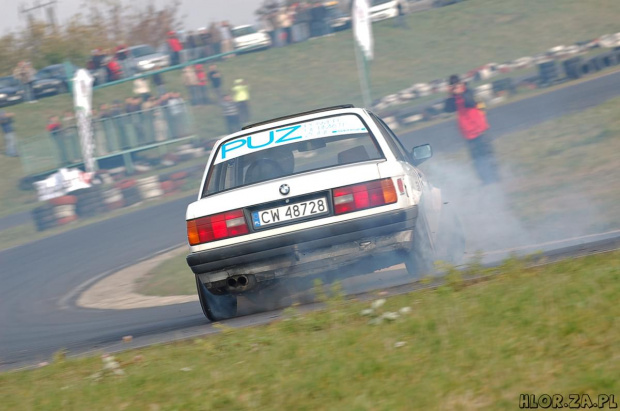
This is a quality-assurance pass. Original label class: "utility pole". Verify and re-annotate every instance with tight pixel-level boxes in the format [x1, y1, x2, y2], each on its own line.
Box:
[19, 0, 58, 30]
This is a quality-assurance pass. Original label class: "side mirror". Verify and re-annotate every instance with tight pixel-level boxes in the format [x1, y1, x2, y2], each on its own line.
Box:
[411, 144, 432, 165]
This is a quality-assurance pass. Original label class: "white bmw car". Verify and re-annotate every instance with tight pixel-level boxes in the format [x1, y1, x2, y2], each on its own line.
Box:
[186, 105, 464, 321]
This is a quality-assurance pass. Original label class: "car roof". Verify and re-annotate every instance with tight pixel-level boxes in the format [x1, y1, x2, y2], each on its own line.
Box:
[211, 105, 370, 152]
[242, 105, 356, 131]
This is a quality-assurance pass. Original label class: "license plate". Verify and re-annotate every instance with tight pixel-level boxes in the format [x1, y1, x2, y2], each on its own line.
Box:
[8, 96, 20, 101]
[44, 88, 56, 93]
[252, 197, 328, 228]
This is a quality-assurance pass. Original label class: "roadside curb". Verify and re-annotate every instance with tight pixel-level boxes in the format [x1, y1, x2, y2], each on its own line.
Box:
[77, 246, 197, 310]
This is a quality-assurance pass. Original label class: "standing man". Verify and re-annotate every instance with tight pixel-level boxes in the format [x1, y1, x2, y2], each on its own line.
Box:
[13, 61, 37, 103]
[195, 64, 210, 105]
[167, 31, 183, 66]
[208, 64, 223, 101]
[0, 111, 17, 157]
[220, 94, 241, 134]
[395, 1, 409, 29]
[231, 79, 250, 125]
[182, 66, 200, 106]
[220, 21, 235, 58]
[444, 74, 500, 185]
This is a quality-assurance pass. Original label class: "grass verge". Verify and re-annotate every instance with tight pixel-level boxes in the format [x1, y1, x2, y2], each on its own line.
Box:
[135, 249, 194, 297]
[1, 251, 619, 409]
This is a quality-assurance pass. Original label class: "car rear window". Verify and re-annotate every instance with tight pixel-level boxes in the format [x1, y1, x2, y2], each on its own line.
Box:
[202, 114, 384, 197]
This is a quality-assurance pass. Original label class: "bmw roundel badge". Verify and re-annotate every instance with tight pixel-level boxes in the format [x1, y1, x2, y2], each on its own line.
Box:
[279, 184, 290, 196]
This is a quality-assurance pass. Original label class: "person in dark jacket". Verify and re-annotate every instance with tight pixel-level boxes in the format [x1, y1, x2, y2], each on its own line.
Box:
[220, 94, 240, 134]
[0, 111, 17, 157]
[444, 74, 499, 185]
[208, 64, 223, 100]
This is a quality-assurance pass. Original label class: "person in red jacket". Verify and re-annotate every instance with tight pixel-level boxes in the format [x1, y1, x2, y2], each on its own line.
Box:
[444, 74, 500, 185]
[106, 57, 123, 82]
[194, 64, 211, 105]
[167, 31, 183, 66]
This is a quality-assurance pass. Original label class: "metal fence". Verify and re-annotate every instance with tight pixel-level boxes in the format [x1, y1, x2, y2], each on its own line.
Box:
[18, 101, 197, 175]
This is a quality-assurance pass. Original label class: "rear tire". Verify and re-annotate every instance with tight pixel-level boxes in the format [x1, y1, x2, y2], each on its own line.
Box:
[196, 278, 238, 322]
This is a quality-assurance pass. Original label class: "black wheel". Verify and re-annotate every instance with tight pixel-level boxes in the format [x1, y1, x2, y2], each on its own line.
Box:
[196, 278, 238, 322]
[401, 215, 435, 278]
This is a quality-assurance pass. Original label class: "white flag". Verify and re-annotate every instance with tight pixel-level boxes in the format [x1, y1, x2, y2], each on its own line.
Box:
[72, 69, 96, 172]
[353, 0, 374, 60]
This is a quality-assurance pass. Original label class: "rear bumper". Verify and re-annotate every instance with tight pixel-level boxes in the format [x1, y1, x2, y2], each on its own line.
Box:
[187, 207, 418, 279]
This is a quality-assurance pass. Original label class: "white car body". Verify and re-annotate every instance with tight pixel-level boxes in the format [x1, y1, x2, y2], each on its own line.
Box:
[186, 105, 458, 321]
[232, 25, 272, 53]
[370, 0, 406, 22]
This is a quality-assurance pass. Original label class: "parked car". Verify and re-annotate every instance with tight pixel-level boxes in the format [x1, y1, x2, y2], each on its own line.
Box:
[129, 45, 171, 72]
[232, 25, 272, 53]
[35, 64, 77, 95]
[328, 6, 352, 32]
[370, 0, 407, 22]
[0, 77, 24, 106]
[185, 104, 465, 321]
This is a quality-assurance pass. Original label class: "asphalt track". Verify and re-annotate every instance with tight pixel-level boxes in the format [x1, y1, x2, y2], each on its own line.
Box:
[1, 69, 620, 370]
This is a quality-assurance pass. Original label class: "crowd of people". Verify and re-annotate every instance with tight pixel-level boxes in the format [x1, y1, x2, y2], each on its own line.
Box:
[43, 63, 252, 165]
[46, 89, 189, 166]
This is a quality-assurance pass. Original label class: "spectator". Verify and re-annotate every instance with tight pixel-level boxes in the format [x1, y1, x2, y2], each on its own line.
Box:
[165, 92, 186, 138]
[47, 115, 69, 165]
[133, 77, 151, 102]
[128, 96, 147, 144]
[0, 111, 17, 157]
[195, 64, 211, 105]
[210, 22, 222, 57]
[220, 94, 240, 134]
[395, 1, 409, 29]
[231, 78, 250, 125]
[182, 65, 200, 106]
[90, 48, 107, 85]
[199, 28, 213, 58]
[167, 31, 184, 66]
[208, 64, 223, 100]
[105, 56, 123, 82]
[185, 31, 197, 60]
[220, 21, 235, 58]
[152, 71, 166, 96]
[444, 74, 500, 185]
[115, 42, 133, 77]
[13, 61, 37, 103]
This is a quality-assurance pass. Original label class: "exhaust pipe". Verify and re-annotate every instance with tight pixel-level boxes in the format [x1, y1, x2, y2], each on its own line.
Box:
[225, 274, 256, 293]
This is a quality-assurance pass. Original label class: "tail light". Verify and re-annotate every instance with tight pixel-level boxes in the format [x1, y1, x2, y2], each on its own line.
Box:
[333, 178, 398, 215]
[187, 209, 249, 246]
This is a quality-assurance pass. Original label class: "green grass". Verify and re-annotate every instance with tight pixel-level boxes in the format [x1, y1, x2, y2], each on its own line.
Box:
[1, 251, 619, 410]
[1, 0, 620, 217]
[135, 250, 194, 296]
[428, 94, 620, 237]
